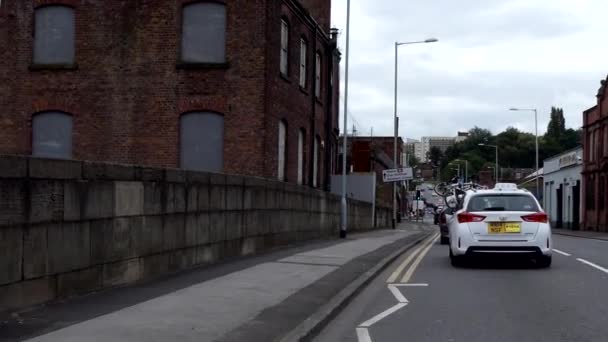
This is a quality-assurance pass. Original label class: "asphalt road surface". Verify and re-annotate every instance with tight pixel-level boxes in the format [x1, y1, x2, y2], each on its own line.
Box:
[315, 232, 608, 342]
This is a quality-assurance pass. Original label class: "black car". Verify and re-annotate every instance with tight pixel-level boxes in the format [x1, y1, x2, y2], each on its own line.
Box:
[438, 207, 453, 245]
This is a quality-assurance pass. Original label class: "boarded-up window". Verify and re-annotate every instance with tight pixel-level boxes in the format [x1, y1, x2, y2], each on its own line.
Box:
[278, 120, 287, 181]
[313, 135, 320, 187]
[181, 2, 226, 63]
[297, 129, 305, 185]
[180, 112, 224, 172]
[315, 52, 322, 98]
[33, 6, 75, 64]
[32, 112, 73, 159]
[280, 19, 289, 75]
[299, 39, 307, 87]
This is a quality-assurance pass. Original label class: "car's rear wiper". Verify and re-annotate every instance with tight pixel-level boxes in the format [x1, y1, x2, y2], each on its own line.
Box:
[483, 207, 506, 211]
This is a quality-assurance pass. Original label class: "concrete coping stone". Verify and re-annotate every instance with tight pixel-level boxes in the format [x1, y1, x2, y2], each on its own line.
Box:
[209, 173, 227, 185]
[0, 154, 28, 178]
[164, 169, 186, 183]
[185, 171, 211, 184]
[29, 157, 82, 180]
[225, 175, 245, 186]
[137, 167, 164, 181]
[83, 161, 135, 181]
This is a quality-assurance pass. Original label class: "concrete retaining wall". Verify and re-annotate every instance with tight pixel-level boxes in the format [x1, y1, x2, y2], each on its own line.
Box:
[0, 155, 390, 313]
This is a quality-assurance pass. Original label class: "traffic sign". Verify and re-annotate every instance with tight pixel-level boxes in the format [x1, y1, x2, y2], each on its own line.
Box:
[382, 168, 413, 182]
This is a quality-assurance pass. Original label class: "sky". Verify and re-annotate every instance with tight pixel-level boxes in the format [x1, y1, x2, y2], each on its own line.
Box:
[330, 0, 608, 141]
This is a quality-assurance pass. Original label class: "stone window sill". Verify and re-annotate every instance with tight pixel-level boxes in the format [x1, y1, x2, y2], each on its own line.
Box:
[29, 63, 78, 71]
[176, 62, 230, 70]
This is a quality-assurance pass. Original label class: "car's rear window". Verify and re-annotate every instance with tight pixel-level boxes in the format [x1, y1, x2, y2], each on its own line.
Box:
[467, 194, 539, 212]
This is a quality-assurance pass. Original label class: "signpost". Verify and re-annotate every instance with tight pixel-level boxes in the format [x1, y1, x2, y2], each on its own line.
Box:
[383, 168, 413, 183]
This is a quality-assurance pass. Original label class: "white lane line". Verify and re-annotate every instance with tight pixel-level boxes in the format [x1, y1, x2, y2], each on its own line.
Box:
[553, 249, 571, 256]
[356, 328, 372, 342]
[387, 284, 408, 303]
[577, 258, 608, 274]
[358, 303, 408, 328]
[400, 234, 439, 283]
[386, 234, 436, 283]
[394, 283, 429, 287]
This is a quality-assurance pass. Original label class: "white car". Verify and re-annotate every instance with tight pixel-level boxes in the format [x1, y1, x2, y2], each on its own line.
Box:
[447, 183, 552, 268]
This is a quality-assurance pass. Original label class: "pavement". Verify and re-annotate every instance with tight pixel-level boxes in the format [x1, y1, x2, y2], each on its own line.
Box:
[553, 228, 608, 241]
[314, 233, 608, 342]
[0, 222, 433, 342]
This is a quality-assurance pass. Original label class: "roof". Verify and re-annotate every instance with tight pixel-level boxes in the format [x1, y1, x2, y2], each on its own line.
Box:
[543, 146, 583, 163]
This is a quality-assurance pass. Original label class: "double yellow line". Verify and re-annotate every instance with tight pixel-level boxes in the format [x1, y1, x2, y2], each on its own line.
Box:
[386, 233, 439, 284]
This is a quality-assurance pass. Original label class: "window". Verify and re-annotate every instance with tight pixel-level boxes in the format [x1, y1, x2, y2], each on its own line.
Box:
[297, 129, 305, 185]
[33, 6, 75, 65]
[604, 127, 608, 157]
[313, 135, 320, 187]
[181, 2, 226, 63]
[280, 19, 289, 76]
[468, 195, 540, 212]
[600, 176, 606, 208]
[315, 52, 322, 98]
[180, 112, 224, 172]
[589, 131, 595, 161]
[299, 39, 307, 87]
[586, 175, 595, 210]
[278, 120, 287, 181]
[32, 112, 73, 159]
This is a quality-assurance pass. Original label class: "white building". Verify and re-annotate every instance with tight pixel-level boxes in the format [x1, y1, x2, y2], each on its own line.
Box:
[543, 147, 583, 230]
[421, 136, 457, 161]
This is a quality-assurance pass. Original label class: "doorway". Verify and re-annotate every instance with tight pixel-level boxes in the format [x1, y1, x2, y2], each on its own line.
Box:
[556, 184, 563, 229]
[572, 181, 581, 230]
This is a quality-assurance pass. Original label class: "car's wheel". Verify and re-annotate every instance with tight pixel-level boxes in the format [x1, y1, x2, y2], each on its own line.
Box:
[536, 255, 552, 268]
[440, 236, 449, 245]
[449, 247, 464, 267]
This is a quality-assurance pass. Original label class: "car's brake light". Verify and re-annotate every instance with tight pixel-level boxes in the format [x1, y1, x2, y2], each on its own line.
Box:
[522, 212, 548, 223]
[457, 212, 486, 223]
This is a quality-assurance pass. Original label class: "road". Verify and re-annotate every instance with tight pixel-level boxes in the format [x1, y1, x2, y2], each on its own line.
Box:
[314, 231, 608, 342]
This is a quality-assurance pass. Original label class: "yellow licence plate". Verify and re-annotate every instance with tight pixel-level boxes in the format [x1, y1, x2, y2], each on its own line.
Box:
[488, 222, 521, 234]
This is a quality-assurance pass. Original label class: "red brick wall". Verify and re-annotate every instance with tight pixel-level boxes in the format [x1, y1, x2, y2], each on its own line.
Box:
[298, 0, 331, 33]
[0, 0, 339, 185]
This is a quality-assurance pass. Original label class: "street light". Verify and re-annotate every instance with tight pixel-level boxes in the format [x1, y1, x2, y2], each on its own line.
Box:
[340, 0, 352, 239]
[393, 37, 438, 229]
[509, 108, 539, 197]
[454, 159, 468, 183]
[478, 143, 499, 182]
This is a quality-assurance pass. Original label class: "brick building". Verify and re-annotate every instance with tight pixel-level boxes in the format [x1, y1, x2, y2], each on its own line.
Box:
[582, 76, 608, 232]
[0, 0, 340, 189]
[345, 136, 405, 208]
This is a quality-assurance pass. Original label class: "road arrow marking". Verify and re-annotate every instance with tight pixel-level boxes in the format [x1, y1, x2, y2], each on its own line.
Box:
[553, 249, 571, 256]
[356, 327, 373, 342]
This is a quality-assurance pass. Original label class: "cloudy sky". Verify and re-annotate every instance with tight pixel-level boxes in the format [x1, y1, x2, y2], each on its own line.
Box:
[330, 0, 608, 141]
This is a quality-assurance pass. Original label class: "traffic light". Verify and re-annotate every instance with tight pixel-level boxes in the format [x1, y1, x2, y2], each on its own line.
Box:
[416, 190, 421, 200]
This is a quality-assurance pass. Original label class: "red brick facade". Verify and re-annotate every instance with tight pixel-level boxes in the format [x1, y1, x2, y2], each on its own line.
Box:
[582, 76, 608, 232]
[0, 0, 340, 189]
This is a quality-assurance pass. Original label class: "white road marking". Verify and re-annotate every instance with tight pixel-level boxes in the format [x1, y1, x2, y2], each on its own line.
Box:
[394, 283, 429, 287]
[356, 328, 372, 342]
[358, 303, 408, 328]
[553, 249, 571, 256]
[387, 285, 408, 303]
[386, 234, 436, 283]
[400, 234, 439, 283]
[577, 258, 608, 274]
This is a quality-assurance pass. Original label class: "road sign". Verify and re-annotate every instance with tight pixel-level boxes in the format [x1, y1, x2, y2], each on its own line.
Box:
[382, 168, 413, 182]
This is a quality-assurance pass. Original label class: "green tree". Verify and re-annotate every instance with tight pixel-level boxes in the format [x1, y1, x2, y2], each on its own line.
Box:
[427, 146, 443, 167]
[408, 155, 420, 168]
[546, 107, 566, 140]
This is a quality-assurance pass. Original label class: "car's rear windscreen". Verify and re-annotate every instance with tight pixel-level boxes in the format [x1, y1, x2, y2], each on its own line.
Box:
[467, 194, 539, 212]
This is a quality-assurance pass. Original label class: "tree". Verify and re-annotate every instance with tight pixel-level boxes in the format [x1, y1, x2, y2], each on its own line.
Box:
[408, 155, 420, 168]
[427, 147, 443, 167]
[546, 107, 566, 140]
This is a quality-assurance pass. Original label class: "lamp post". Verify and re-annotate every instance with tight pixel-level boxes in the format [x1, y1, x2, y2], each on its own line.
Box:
[393, 37, 438, 229]
[478, 143, 499, 182]
[454, 159, 468, 183]
[509, 108, 539, 197]
[340, 0, 351, 239]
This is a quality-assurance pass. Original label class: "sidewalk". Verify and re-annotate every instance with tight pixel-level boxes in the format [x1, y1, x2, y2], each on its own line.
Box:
[1, 222, 432, 342]
[553, 228, 608, 241]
